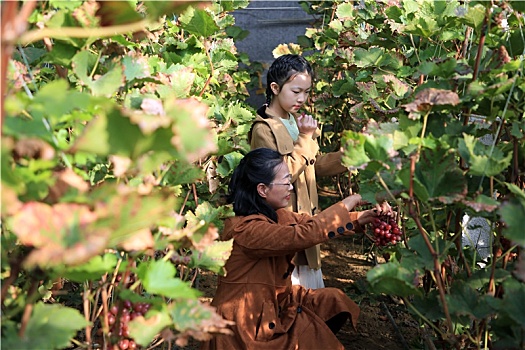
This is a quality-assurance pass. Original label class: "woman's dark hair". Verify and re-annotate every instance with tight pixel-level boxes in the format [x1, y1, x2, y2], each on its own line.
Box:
[264, 54, 314, 107]
[227, 148, 284, 222]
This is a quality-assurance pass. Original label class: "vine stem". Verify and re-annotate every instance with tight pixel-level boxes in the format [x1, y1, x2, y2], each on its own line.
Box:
[18, 279, 39, 338]
[408, 208, 454, 335]
[1, 0, 37, 128]
[83, 281, 93, 350]
[1, 256, 22, 307]
[402, 297, 445, 337]
[418, 110, 431, 155]
[13, 21, 151, 46]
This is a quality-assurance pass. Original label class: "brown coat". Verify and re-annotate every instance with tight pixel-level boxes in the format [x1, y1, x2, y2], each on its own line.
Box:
[249, 108, 347, 269]
[200, 202, 361, 350]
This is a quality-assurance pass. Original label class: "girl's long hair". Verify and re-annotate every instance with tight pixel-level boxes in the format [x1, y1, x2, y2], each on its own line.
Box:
[227, 148, 284, 222]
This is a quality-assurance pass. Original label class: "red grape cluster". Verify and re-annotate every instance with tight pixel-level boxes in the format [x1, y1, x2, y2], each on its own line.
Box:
[371, 216, 403, 247]
[106, 300, 151, 349]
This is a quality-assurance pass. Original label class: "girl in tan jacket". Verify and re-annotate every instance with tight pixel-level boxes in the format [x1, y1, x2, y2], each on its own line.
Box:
[250, 54, 348, 289]
[201, 148, 390, 350]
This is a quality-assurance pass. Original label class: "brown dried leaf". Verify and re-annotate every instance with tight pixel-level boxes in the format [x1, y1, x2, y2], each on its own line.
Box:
[192, 225, 219, 252]
[141, 98, 164, 116]
[272, 43, 302, 57]
[119, 228, 154, 252]
[11, 202, 99, 247]
[109, 155, 132, 177]
[13, 138, 55, 161]
[24, 229, 110, 268]
[46, 168, 89, 203]
[10, 202, 110, 268]
[126, 98, 171, 135]
[206, 160, 219, 194]
[402, 88, 460, 112]
[73, 0, 99, 27]
[462, 199, 499, 213]
[1, 186, 22, 217]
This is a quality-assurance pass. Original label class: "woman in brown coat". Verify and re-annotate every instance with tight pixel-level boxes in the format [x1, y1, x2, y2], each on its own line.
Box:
[250, 54, 348, 289]
[201, 148, 390, 350]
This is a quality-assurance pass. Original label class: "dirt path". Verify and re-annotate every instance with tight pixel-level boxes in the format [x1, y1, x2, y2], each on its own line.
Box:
[189, 235, 422, 349]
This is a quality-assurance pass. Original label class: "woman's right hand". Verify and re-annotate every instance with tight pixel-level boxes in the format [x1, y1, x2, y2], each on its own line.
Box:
[342, 194, 362, 211]
[297, 113, 317, 138]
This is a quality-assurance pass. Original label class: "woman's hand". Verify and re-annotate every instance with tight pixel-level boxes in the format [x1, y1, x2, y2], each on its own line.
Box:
[296, 113, 317, 138]
[355, 201, 395, 226]
[342, 194, 362, 211]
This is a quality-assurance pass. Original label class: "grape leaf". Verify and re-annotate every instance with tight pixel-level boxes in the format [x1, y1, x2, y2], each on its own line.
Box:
[1, 303, 89, 349]
[129, 309, 172, 347]
[137, 260, 200, 299]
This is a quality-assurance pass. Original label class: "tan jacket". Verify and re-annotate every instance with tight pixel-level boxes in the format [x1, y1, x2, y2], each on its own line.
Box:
[249, 108, 348, 269]
[200, 202, 361, 350]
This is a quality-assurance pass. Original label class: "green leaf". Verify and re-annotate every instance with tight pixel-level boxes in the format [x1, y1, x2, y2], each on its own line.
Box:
[2, 303, 89, 349]
[405, 234, 450, 270]
[49, 0, 82, 10]
[336, 2, 354, 19]
[499, 198, 525, 246]
[189, 239, 233, 274]
[341, 131, 371, 169]
[179, 7, 219, 38]
[225, 103, 254, 124]
[137, 260, 200, 299]
[367, 261, 422, 297]
[169, 299, 216, 332]
[30, 80, 91, 121]
[160, 160, 204, 186]
[445, 281, 493, 319]
[61, 253, 118, 282]
[95, 0, 142, 26]
[3, 116, 51, 141]
[399, 148, 467, 203]
[128, 308, 172, 347]
[44, 41, 78, 66]
[353, 48, 383, 68]
[70, 108, 142, 157]
[216, 151, 243, 177]
[122, 55, 151, 81]
[332, 78, 355, 97]
[89, 64, 124, 97]
[72, 51, 123, 97]
[458, 133, 512, 177]
[500, 279, 525, 327]
[142, 0, 194, 19]
[363, 134, 395, 163]
[404, 16, 439, 38]
[13, 47, 47, 64]
[466, 268, 511, 290]
[463, 4, 486, 33]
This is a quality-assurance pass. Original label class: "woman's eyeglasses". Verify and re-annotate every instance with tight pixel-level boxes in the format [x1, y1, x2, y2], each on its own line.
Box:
[270, 182, 292, 187]
[270, 174, 292, 187]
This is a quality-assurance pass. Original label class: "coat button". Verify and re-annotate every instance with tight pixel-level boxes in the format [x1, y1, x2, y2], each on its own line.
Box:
[346, 222, 354, 230]
[337, 226, 345, 234]
[297, 307, 302, 313]
[328, 232, 335, 239]
[269, 322, 275, 329]
[310, 159, 315, 165]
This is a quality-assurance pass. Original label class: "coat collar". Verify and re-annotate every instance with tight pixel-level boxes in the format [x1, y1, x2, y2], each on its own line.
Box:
[251, 106, 295, 155]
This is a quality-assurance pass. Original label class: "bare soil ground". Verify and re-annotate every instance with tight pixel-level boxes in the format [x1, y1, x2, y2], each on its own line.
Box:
[188, 234, 424, 350]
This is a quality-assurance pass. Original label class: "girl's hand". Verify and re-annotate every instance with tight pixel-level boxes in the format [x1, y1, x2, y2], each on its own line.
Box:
[342, 194, 362, 211]
[297, 112, 317, 138]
